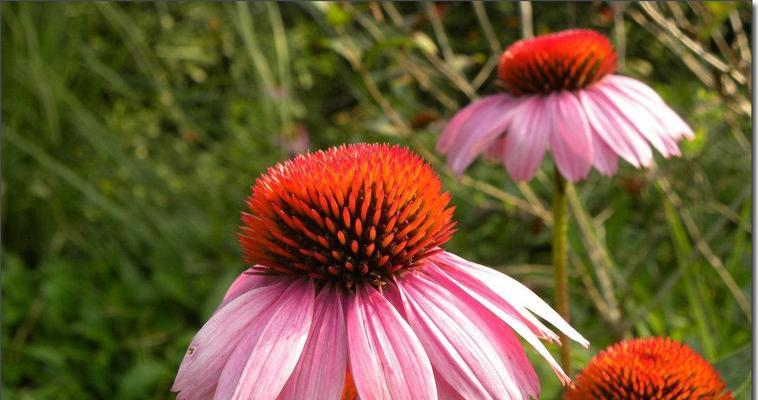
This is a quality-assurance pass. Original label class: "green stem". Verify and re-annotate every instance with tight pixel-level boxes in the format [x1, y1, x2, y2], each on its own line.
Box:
[552, 167, 571, 375]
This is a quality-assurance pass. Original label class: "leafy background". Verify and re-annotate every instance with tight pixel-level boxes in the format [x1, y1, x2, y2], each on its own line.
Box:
[2, 2, 751, 399]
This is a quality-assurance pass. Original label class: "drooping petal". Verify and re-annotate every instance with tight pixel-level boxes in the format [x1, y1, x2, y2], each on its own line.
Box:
[432, 252, 589, 348]
[220, 268, 276, 307]
[424, 263, 570, 385]
[599, 78, 688, 156]
[437, 94, 511, 154]
[593, 84, 671, 157]
[214, 279, 316, 400]
[578, 90, 639, 167]
[172, 281, 287, 400]
[445, 94, 520, 175]
[418, 254, 559, 344]
[346, 284, 436, 400]
[604, 75, 694, 139]
[591, 133, 619, 176]
[394, 272, 536, 399]
[583, 87, 654, 167]
[278, 284, 347, 400]
[502, 96, 551, 181]
[547, 92, 593, 182]
[213, 320, 265, 400]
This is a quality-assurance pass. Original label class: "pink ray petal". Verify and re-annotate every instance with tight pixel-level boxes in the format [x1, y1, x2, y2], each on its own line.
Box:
[434, 370, 465, 400]
[437, 94, 511, 154]
[446, 94, 521, 175]
[432, 252, 589, 349]
[578, 90, 641, 167]
[278, 284, 347, 400]
[220, 268, 276, 307]
[347, 284, 436, 400]
[547, 92, 593, 182]
[214, 320, 266, 400]
[605, 75, 694, 139]
[584, 87, 654, 167]
[172, 281, 287, 400]
[603, 77, 682, 139]
[594, 84, 671, 157]
[394, 272, 536, 399]
[600, 77, 690, 157]
[591, 132, 620, 176]
[423, 257, 559, 343]
[424, 262, 571, 386]
[214, 279, 316, 400]
[502, 96, 551, 181]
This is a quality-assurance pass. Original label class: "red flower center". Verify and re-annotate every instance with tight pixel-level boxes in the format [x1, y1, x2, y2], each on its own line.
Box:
[239, 144, 456, 288]
[565, 337, 733, 400]
[497, 29, 617, 95]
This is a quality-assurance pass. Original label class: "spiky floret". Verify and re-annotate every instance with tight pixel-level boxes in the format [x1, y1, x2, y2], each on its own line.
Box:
[566, 337, 733, 400]
[498, 29, 617, 95]
[239, 143, 456, 288]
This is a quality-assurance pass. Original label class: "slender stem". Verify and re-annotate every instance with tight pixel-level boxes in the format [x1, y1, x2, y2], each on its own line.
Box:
[552, 167, 571, 375]
[519, 1, 533, 39]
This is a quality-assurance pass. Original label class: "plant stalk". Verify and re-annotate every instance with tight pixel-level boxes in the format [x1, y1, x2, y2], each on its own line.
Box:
[552, 167, 571, 375]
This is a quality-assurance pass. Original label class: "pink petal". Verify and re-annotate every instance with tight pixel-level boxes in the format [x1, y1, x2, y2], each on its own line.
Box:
[578, 89, 640, 167]
[431, 252, 589, 349]
[591, 133, 619, 176]
[424, 263, 571, 385]
[502, 96, 551, 181]
[172, 281, 287, 400]
[593, 84, 671, 157]
[214, 321, 266, 400]
[215, 279, 316, 400]
[394, 272, 537, 399]
[546, 92, 593, 182]
[605, 75, 694, 139]
[347, 284, 436, 400]
[583, 88, 653, 167]
[599, 78, 688, 156]
[434, 370, 465, 400]
[437, 94, 510, 154]
[278, 284, 347, 400]
[220, 268, 275, 307]
[445, 94, 519, 175]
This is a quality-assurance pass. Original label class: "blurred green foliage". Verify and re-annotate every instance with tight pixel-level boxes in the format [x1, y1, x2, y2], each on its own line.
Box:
[2, 2, 751, 399]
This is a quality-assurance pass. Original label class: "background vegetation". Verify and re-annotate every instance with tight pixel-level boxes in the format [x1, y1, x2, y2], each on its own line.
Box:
[2, 2, 751, 399]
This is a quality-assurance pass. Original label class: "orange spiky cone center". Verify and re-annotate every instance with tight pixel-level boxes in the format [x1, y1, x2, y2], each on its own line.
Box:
[498, 29, 617, 95]
[239, 143, 456, 289]
[566, 337, 733, 400]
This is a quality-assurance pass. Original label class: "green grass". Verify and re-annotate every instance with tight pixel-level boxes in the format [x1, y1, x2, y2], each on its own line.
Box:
[2, 2, 751, 399]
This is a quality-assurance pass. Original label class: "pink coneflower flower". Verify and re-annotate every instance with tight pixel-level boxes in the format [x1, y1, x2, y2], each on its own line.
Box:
[172, 143, 588, 400]
[566, 337, 732, 400]
[437, 29, 694, 182]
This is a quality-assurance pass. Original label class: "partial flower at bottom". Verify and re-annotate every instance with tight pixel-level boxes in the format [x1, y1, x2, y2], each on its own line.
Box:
[172, 143, 589, 400]
[565, 337, 733, 400]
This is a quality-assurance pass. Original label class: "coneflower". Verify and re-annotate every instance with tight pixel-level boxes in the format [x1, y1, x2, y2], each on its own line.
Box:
[437, 29, 693, 182]
[566, 337, 733, 400]
[172, 143, 588, 400]
[437, 29, 693, 373]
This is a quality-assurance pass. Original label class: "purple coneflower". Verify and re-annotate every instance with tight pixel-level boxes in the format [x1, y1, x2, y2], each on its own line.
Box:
[437, 29, 693, 182]
[172, 143, 587, 400]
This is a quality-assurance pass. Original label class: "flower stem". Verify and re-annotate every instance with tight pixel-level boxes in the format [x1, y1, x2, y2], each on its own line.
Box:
[552, 167, 572, 375]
